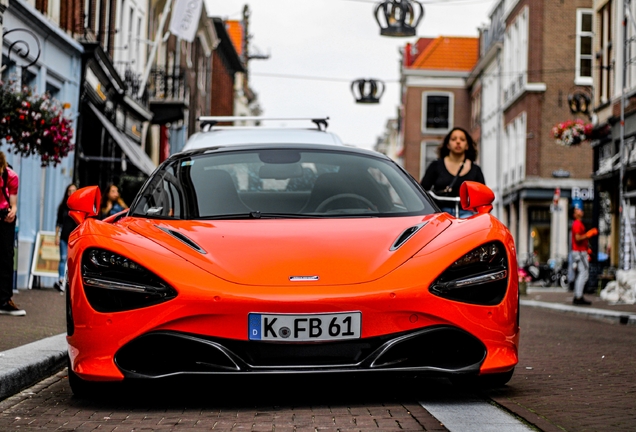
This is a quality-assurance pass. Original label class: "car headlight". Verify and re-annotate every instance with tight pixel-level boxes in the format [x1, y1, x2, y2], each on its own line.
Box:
[429, 241, 509, 305]
[81, 248, 177, 312]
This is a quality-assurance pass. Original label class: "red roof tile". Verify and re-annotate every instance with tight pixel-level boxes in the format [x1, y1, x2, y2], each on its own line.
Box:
[410, 36, 478, 71]
[225, 20, 243, 57]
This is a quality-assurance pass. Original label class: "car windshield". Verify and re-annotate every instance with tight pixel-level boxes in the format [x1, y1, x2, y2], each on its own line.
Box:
[129, 148, 434, 219]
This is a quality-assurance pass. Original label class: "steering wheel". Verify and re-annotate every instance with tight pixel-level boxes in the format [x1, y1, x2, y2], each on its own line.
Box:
[315, 193, 377, 212]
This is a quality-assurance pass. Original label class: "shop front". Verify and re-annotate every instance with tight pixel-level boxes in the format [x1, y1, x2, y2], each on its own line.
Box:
[74, 43, 155, 206]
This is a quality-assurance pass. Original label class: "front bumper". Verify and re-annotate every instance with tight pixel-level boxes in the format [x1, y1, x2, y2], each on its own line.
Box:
[114, 326, 486, 378]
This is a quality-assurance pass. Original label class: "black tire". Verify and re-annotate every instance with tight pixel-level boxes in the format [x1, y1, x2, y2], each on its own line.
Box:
[67, 357, 118, 398]
[477, 368, 515, 388]
[451, 368, 515, 389]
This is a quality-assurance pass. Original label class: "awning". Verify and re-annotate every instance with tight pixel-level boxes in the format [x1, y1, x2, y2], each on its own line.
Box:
[88, 102, 156, 175]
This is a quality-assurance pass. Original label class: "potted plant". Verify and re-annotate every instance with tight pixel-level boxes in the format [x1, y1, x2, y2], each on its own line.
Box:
[551, 119, 593, 147]
[518, 268, 531, 295]
[0, 81, 74, 167]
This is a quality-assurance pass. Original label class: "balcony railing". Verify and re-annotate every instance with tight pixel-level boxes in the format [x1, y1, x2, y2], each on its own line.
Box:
[149, 68, 188, 103]
[114, 62, 149, 106]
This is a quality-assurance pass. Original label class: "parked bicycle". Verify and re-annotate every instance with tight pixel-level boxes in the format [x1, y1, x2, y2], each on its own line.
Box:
[548, 258, 569, 289]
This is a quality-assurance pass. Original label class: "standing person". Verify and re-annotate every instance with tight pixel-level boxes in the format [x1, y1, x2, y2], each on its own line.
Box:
[420, 127, 485, 218]
[54, 183, 78, 291]
[0, 151, 24, 316]
[571, 199, 598, 305]
[100, 184, 128, 219]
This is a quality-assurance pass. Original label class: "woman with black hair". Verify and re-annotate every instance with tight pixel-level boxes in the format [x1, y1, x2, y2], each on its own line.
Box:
[54, 183, 78, 291]
[420, 127, 485, 218]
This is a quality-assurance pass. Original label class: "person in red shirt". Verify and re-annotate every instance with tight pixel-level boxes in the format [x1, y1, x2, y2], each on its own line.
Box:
[0, 151, 24, 316]
[571, 200, 598, 305]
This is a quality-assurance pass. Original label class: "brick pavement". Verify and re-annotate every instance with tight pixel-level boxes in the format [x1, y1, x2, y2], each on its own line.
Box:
[0, 371, 448, 431]
[484, 306, 636, 432]
[2, 286, 636, 431]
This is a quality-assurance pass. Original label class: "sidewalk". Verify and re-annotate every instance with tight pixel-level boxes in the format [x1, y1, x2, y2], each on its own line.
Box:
[0, 288, 66, 400]
[1, 285, 636, 401]
[522, 284, 636, 324]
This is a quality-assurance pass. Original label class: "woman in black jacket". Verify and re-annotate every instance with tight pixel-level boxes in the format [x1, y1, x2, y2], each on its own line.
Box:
[54, 184, 78, 291]
[420, 127, 485, 218]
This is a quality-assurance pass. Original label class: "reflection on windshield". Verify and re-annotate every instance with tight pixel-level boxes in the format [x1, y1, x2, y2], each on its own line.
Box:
[130, 148, 433, 219]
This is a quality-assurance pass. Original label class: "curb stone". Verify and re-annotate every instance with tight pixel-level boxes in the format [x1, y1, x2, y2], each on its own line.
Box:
[0, 333, 67, 401]
[520, 300, 636, 325]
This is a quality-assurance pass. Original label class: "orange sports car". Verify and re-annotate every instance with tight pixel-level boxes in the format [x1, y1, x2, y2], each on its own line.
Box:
[65, 143, 518, 396]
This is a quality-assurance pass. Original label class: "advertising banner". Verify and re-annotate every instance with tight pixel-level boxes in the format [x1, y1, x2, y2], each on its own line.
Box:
[29, 231, 59, 287]
[169, 0, 203, 42]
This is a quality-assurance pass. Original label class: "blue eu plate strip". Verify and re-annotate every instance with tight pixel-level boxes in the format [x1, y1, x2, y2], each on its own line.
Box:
[248, 314, 261, 340]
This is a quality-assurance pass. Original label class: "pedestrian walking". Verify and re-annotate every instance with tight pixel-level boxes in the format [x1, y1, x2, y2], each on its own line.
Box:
[0, 151, 25, 316]
[54, 183, 78, 291]
[571, 199, 598, 305]
[100, 184, 128, 219]
[420, 127, 485, 218]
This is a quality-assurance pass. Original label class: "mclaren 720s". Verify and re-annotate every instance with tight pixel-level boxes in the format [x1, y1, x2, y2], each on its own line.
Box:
[65, 142, 518, 396]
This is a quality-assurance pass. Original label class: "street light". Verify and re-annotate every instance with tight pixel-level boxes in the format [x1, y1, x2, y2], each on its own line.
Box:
[374, 0, 424, 37]
[351, 79, 385, 104]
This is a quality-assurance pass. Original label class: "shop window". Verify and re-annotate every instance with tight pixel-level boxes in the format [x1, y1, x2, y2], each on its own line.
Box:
[529, 206, 551, 263]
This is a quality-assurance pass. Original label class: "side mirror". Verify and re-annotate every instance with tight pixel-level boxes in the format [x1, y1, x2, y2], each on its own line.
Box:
[68, 186, 101, 224]
[460, 181, 494, 214]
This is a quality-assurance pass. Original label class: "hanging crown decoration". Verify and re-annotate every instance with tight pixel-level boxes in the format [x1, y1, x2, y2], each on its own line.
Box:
[374, 0, 424, 37]
[351, 79, 385, 104]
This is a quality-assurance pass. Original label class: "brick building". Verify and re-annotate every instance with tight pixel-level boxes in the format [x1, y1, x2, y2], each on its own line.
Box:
[397, 0, 596, 268]
[209, 17, 245, 120]
[494, 0, 594, 265]
[400, 36, 479, 181]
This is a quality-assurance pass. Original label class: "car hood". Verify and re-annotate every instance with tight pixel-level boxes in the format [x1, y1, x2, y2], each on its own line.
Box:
[127, 215, 451, 286]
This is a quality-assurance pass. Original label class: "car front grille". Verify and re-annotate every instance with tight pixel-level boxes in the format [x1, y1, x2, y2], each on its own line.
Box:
[115, 326, 486, 378]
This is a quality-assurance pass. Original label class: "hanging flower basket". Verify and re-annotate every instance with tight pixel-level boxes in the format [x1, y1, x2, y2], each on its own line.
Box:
[0, 80, 74, 167]
[551, 119, 593, 147]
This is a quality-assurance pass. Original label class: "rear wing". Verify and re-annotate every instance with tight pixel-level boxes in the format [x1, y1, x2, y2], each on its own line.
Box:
[198, 116, 330, 132]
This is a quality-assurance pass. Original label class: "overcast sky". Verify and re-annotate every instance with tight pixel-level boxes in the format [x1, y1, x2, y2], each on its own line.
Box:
[204, 0, 495, 149]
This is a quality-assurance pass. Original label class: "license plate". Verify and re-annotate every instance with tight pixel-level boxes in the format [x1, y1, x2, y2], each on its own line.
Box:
[248, 312, 361, 341]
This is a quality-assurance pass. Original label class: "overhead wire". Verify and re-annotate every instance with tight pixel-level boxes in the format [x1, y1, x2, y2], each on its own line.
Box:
[251, 65, 607, 84]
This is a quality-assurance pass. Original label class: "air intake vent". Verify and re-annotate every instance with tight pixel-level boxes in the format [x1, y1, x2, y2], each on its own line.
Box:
[390, 222, 427, 251]
[157, 226, 206, 254]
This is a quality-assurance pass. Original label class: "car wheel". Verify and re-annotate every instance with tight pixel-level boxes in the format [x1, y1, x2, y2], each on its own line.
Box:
[67, 357, 117, 398]
[451, 368, 515, 389]
[477, 368, 515, 388]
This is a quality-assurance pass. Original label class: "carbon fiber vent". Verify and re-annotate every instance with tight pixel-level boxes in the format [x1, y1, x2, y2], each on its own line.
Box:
[390, 222, 427, 251]
[157, 226, 207, 254]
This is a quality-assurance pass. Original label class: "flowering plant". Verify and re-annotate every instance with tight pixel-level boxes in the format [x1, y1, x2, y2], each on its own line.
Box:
[0, 81, 74, 167]
[518, 268, 531, 283]
[551, 119, 593, 147]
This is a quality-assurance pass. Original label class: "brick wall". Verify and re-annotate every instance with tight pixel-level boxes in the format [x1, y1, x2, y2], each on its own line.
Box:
[503, 0, 594, 181]
[210, 50, 235, 118]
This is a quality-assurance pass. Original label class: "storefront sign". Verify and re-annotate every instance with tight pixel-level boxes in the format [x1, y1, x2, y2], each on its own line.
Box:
[572, 186, 594, 201]
[29, 231, 60, 287]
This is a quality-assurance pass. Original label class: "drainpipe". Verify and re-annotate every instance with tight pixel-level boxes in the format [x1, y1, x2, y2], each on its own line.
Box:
[620, 1, 627, 269]
[496, 46, 504, 222]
